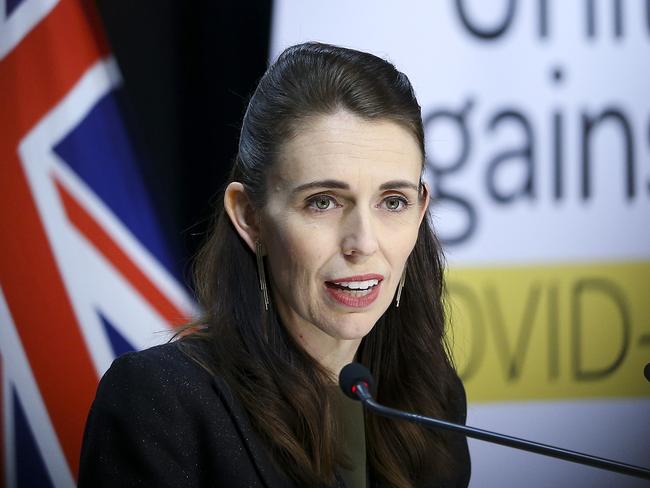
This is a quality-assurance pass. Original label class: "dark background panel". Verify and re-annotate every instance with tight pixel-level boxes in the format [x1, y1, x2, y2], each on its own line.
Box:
[95, 0, 272, 285]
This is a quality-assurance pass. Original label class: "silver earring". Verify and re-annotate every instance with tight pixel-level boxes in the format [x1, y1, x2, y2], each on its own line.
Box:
[395, 267, 407, 308]
[255, 240, 269, 310]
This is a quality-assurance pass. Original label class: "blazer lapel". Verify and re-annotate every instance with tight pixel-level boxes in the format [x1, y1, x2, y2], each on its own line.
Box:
[210, 376, 296, 488]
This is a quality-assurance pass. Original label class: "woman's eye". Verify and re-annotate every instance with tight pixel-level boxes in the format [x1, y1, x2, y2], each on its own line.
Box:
[308, 195, 337, 211]
[383, 196, 408, 211]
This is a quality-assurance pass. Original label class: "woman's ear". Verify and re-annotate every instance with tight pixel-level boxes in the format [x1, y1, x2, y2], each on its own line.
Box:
[224, 182, 259, 253]
[418, 182, 431, 224]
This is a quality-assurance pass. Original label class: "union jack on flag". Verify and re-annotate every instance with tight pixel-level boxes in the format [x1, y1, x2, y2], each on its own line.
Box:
[0, 1, 194, 486]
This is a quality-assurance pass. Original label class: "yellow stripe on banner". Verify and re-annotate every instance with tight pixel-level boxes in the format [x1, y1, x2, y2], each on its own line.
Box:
[446, 261, 650, 403]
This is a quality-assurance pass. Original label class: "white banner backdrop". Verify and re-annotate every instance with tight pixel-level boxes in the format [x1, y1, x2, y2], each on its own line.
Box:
[271, 1, 650, 486]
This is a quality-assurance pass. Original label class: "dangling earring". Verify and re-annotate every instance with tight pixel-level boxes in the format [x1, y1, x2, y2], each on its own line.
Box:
[395, 266, 407, 308]
[255, 240, 269, 310]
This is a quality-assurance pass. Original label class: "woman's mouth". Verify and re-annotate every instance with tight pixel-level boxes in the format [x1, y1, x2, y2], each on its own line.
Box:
[324, 274, 384, 308]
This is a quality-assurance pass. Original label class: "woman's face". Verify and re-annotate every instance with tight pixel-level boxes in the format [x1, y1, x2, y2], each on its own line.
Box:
[260, 110, 428, 353]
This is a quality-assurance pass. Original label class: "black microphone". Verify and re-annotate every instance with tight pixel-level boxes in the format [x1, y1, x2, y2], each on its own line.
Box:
[339, 362, 650, 481]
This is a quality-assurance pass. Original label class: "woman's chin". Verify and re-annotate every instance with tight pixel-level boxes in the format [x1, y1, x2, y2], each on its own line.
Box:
[326, 317, 378, 341]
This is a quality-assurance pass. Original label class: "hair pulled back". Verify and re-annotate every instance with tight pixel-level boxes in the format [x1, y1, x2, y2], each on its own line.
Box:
[184, 42, 461, 488]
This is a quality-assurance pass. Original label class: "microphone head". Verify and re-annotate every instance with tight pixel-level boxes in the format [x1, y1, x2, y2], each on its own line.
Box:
[339, 362, 375, 400]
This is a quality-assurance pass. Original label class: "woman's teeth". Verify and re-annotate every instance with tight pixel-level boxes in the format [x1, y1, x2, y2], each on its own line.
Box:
[333, 279, 379, 290]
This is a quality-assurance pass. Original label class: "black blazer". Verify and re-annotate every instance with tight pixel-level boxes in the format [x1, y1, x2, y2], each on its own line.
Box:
[79, 342, 470, 487]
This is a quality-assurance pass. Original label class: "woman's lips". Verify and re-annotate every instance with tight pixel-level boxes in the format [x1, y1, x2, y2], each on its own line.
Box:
[324, 274, 384, 308]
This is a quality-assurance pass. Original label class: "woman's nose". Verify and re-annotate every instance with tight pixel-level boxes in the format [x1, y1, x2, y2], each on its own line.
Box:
[341, 208, 379, 258]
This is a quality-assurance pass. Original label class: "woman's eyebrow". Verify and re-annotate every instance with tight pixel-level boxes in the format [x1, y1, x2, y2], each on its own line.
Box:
[291, 179, 419, 194]
[379, 180, 419, 191]
[292, 180, 349, 194]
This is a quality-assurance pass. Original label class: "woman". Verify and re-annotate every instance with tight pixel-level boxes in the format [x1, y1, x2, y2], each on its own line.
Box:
[79, 42, 470, 487]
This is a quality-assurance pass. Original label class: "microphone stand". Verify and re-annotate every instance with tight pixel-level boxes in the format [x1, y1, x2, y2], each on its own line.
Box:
[352, 383, 650, 480]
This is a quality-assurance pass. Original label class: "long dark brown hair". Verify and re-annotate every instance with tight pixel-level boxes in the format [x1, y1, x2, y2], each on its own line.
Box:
[180, 42, 462, 487]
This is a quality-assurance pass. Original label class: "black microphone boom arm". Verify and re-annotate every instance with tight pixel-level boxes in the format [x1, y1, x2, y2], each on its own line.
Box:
[352, 382, 650, 481]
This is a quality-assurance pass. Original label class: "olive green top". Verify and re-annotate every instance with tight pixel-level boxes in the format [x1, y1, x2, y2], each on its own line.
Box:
[331, 385, 366, 488]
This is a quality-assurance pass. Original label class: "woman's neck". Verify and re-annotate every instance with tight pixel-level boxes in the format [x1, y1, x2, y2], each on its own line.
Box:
[313, 338, 362, 381]
[289, 325, 362, 381]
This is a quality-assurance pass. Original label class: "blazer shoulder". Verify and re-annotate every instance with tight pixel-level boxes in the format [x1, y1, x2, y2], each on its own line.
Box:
[80, 341, 252, 486]
[105, 340, 210, 380]
[97, 342, 213, 400]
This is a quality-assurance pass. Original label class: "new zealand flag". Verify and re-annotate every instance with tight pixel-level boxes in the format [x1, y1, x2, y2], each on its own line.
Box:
[0, 1, 193, 486]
